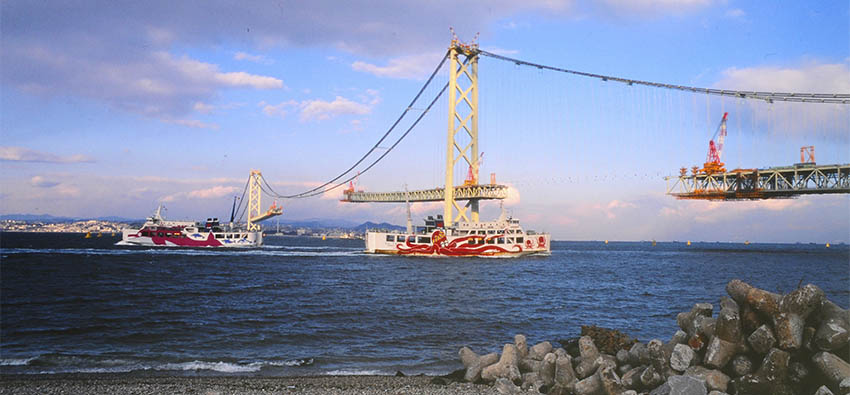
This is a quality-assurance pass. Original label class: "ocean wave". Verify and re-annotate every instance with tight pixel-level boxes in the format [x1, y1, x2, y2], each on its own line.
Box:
[0, 357, 37, 366]
[1, 354, 314, 375]
[157, 361, 261, 373]
[325, 369, 387, 376]
[1, 247, 362, 258]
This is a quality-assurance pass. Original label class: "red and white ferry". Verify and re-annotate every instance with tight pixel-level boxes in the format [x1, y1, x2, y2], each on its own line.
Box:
[117, 205, 262, 248]
[364, 213, 550, 257]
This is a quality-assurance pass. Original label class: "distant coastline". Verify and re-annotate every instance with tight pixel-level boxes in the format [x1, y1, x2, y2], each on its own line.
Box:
[0, 217, 403, 237]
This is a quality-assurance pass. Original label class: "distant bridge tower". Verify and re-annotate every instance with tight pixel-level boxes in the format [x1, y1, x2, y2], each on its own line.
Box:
[246, 170, 282, 230]
[445, 33, 481, 225]
[247, 170, 263, 231]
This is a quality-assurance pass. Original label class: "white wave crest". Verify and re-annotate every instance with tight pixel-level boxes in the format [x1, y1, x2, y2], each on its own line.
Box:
[325, 369, 386, 376]
[157, 361, 261, 373]
[0, 357, 36, 366]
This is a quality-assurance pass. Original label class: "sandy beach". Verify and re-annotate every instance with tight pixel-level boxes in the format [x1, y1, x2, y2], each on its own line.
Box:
[0, 374, 497, 395]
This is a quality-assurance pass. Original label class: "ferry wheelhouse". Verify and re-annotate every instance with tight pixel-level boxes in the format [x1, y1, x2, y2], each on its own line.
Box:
[364, 213, 550, 257]
[118, 205, 262, 248]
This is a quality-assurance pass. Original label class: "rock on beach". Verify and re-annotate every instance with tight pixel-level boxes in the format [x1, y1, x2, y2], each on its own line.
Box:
[456, 279, 849, 395]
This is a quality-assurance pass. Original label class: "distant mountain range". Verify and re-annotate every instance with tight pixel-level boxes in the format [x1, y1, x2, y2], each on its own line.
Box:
[0, 214, 404, 231]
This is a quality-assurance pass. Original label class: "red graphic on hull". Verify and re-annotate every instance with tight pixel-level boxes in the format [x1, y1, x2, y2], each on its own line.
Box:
[396, 230, 523, 256]
[129, 232, 224, 247]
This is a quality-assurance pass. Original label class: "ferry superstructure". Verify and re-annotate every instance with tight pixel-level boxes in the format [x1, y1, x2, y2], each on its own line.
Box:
[364, 213, 550, 257]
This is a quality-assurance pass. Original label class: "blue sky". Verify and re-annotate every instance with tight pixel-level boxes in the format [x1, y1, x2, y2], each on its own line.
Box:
[1, 0, 848, 242]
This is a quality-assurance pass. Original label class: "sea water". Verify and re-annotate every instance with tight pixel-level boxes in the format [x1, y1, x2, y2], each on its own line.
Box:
[1, 233, 847, 376]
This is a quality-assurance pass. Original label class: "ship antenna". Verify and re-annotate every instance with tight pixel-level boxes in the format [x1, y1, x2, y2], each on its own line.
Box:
[405, 184, 413, 234]
[498, 200, 507, 222]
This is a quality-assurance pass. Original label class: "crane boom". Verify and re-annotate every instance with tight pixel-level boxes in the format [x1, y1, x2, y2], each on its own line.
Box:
[702, 112, 729, 175]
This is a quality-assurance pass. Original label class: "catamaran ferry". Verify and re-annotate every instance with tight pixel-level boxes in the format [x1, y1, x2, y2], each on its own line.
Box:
[364, 213, 550, 257]
[117, 205, 263, 248]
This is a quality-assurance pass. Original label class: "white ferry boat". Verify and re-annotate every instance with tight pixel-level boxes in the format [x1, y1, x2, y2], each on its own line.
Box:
[364, 212, 550, 257]
[117, 205, 262, 248]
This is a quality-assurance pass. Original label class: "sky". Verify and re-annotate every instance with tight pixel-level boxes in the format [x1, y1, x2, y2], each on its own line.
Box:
[1, 0, 848, 242]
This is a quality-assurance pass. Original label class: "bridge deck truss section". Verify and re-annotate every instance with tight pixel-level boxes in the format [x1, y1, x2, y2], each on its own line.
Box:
[343, 184, 508, 203]
[665, 164, 850, 200]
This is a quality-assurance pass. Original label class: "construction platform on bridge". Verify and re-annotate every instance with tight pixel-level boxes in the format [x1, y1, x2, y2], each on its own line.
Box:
[665, 163, 850, 200]
[342, 184, 508, 203]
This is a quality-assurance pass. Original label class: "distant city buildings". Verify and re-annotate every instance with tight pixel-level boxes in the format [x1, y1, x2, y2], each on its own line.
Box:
[0, 220, 368, 239]
[0, 219, 129, 233]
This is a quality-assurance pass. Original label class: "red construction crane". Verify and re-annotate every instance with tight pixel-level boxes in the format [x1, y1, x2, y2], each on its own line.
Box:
[701, 112, 728, 175]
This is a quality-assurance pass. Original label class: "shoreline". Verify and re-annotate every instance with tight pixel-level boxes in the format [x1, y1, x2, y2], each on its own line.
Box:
[0, 373, 495, 394]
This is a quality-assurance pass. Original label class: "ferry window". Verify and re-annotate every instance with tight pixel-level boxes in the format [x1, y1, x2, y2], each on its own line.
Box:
[487, 230, 495, 234]
[487, 239, 495, 244]
[215, 234, 223, 239]
[478, 230, 486, 235]
[468, 239, 476, 245]
[386, 235, 394, 242]
[516, 237, 524, 244]
[498, 238, 505, 244]
[157, 232, 164, 237]
[507, 237, 514, 244]
[417, 236, 431, 244]
[396, 235, 406, 242]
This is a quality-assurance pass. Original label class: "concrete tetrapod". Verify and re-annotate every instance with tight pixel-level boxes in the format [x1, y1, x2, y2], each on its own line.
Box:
[481, 344, 521, 383]
[458, 346, 498, 383]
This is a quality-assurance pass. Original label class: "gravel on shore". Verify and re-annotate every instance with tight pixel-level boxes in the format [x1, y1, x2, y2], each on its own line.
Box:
[0, 374, 497, 395]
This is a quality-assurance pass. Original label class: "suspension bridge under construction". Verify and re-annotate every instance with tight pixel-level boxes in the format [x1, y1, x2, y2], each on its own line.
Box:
[235, 36, 849, 228]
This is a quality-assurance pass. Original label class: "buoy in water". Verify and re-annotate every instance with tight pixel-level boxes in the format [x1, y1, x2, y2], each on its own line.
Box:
[826, 243, 830, 248]
[651, 240, 656, 247]
[322, 235, 326, 241]
[604, 240, 608, 244]
[744, 240, 750, 245]
[687, 240, 691, 246]
[84, 232, 92, 239]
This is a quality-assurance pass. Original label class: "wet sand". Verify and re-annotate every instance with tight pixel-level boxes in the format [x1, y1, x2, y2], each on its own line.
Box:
[0, 374, 496, 395]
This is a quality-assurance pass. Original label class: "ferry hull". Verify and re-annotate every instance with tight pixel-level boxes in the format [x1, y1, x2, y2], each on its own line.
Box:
[118, 229, 262, 248]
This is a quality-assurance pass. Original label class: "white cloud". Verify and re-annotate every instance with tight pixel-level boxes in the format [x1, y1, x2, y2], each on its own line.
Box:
[713, 61, 850, 137]
[260, 100, 297, 118]
[30, 176, 60, 188]
[2, 44, 283, 118]
[214, 71, 283, 89]
[594, 0, 715, 18]
[56, 185, 81, 197]
[193, 102, 215, 114]
[352, 52, 444, 79]
[482, 47, 520, 56]
[163, 118, 220, 129]
[300, 96, 372, 121]
[234, 51, 272, 64]
[0, 146, 94, 163]
[724, 8, 745, 18]
[162, 185, 239, 202]
[262, 92, 379, 121]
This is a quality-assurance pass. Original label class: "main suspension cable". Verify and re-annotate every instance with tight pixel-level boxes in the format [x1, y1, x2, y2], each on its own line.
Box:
[263, 49, 451, 199]
[478, 50, 850, 104]
[264, 80, 450, 199]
